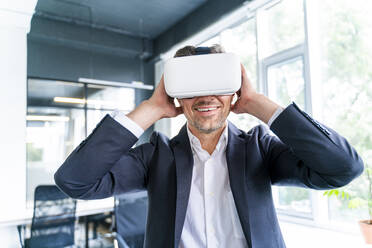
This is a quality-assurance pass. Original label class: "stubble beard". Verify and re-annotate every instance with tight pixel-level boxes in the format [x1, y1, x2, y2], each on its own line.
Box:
[189, 113, 226, 134]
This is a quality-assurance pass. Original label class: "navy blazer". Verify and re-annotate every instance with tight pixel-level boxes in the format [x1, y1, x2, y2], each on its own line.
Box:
[55, 102, 363, 248]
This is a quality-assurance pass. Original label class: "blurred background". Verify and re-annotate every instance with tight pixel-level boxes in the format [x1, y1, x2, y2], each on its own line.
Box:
[0, 0, 371, 247]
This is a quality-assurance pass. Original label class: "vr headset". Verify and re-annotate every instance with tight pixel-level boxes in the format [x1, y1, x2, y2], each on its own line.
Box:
[163, 47, 241, 99]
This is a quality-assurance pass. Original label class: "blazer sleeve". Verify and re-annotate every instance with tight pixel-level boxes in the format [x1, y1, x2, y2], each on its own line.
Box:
[262, 102, 364, 189]
[54, 114, 157, 200]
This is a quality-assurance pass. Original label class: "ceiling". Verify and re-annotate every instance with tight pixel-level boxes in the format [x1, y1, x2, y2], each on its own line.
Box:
[34, 0, 207, 39]
[31, 0, 251, 59]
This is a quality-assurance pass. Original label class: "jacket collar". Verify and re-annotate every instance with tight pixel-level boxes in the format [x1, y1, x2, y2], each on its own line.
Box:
[171, 124, 193, 248]
[225, 121, 252, 247]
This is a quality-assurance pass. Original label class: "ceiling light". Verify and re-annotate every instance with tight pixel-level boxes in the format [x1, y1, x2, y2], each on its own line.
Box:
[54, 97, 85, 104]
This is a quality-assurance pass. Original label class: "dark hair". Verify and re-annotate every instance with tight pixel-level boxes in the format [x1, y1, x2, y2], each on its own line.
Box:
[173, 44, 225, 58]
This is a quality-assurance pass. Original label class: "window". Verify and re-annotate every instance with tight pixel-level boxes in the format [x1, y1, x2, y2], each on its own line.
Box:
[86, 84, 135, 134]
[264, 55, 311, 216]
[266, 56, 305, 109]
[26, 79, 136, 206]
[315, 0, 372, 223]
[257, 0, 305, 58]
[258, 0, 311, 218]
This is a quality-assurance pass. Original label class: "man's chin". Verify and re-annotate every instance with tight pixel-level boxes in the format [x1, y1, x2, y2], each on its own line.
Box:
[194, 121, 225, 134]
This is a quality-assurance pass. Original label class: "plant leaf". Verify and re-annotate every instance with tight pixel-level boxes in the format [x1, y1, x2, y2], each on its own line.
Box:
[348, 197, 367, 209]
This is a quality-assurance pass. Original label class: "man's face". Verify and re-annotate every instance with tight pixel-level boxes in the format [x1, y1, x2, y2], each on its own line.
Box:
[178, 94, 234, 134]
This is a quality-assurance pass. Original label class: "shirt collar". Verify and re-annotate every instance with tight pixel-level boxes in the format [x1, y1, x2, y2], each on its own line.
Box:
[186, 121, 229, 154]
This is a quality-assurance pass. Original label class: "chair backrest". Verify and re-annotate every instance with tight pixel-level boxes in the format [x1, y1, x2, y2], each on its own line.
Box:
[115, 191, 148, 248]
[28, 185, 76, 248]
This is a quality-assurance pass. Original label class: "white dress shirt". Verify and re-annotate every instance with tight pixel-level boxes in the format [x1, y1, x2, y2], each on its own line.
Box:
[179, 121, 247, 248]
[110, 107, 283, 248]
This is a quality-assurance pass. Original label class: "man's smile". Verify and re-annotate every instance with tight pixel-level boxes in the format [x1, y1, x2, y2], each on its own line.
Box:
[193, 106, 221, 116]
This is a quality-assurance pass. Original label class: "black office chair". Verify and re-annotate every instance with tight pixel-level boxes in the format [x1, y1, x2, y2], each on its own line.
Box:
[18, 185, 77, 248]
[113, 191, 148, 248]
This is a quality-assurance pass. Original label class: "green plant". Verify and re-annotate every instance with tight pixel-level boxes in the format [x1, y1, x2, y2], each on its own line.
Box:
[324, 164, 372, 224]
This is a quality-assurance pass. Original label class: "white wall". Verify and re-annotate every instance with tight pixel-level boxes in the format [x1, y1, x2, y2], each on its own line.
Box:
[0, 1, 37, 246]
[0, 24, 28, 221]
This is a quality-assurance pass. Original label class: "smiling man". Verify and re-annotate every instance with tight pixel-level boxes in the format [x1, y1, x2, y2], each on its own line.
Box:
[55, 45, 364, 248]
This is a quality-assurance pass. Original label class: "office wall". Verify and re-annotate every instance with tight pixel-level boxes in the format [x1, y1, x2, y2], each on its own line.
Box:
[27, 39, 144, 83]
[0, 1, 36, 247]
[0, 23, 28, 223]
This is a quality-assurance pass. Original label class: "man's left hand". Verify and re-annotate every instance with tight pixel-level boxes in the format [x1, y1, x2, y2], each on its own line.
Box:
[231, 64, 258, 114]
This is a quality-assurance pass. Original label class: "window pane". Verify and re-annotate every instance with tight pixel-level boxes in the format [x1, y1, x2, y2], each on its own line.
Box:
[86, 85, 135, 134]
[316, 0, 372, 222]
[26, 106, 85, 205]
[26, 79, 137, 206]
[258, 0, 304, 58]
[221, 18, 258, 86]
[267, 57, 305, 109]
[276, 188, 312, 214]
[87, 85, 135, 111]
[266, 57, 310, 215]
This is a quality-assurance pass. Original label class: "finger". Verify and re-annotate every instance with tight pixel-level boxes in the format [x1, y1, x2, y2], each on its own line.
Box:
[240, 63, 247, 77]
[240, 65, 252, 95]
[159, 76, 166, 89]
[239, 64, 248, 91]
[153, 78, 164, 97]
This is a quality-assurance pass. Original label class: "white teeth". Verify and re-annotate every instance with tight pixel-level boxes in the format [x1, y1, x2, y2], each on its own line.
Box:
[196, 107, 218, 112]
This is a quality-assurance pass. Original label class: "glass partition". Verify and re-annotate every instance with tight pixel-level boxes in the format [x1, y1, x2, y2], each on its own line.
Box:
[26, 79, 136, 205]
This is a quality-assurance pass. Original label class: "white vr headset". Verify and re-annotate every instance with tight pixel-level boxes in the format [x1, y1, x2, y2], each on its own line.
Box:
[163, 50, 241, 99]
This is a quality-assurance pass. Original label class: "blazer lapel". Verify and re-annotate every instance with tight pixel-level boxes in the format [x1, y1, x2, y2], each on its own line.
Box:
[226, 121, 252, 247]
[171, 124, 194, 248]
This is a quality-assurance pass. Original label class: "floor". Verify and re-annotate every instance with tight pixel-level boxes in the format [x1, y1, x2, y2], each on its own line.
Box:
[279, 220, 371, 248]
[83, 219, 372, 248]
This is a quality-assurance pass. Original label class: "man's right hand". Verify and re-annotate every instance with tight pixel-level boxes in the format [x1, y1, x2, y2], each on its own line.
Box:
[126, 75, 183, 131]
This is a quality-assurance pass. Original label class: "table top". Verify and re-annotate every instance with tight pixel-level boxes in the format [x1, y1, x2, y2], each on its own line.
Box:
[0, 197, 114, 227]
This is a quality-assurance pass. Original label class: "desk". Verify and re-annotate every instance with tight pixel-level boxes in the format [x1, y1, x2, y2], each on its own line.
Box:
[0, 198, 114, 248]
[0, 198, 114, 226]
